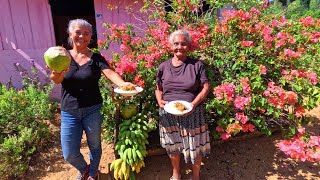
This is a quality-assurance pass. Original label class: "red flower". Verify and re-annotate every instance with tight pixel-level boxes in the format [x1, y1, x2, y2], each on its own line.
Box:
[298, 47, 305, 53]
[97, 40, 104, 46]
[286, 91, 298, 105]
[295, 105, 305, 117]
[241, 40, 254, 47]
[298, 16, 315, 27]
[216, 126, 225, 132]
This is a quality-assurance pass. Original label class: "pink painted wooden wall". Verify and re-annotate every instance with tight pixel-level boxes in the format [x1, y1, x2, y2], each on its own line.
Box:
[94, 0, 148, 58]
[0, 0, 58, 97]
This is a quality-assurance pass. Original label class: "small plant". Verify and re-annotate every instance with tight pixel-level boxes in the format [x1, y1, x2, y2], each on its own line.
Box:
[13, 62, 51, 90]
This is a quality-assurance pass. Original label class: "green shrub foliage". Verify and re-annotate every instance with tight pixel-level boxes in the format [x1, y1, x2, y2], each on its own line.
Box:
[0, 67, 56, 178]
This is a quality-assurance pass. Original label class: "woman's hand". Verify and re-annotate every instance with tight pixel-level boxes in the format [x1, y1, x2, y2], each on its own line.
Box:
[48, 66, 69, 84]
[118, 82, 135, 88]
[158, 99, 168, 109]
[182, 103, 195, 116]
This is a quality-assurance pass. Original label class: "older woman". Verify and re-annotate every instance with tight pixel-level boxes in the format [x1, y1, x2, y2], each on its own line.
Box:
[49, 19, 133, 180]
[155, 30, 211, 180]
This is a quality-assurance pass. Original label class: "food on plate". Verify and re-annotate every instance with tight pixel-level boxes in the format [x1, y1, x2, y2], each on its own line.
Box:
[44, 46, 71, 73]
[120, 84, 136, 91]
[174, 102, 188, 112]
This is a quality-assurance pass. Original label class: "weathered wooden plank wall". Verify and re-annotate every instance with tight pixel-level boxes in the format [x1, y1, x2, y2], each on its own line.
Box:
[0, 0, 55, 93]
[29, 0, 55, 48]
[0, 0, 54, 50]
[0, 33, 3, 50]
[0, 0, 18, 49]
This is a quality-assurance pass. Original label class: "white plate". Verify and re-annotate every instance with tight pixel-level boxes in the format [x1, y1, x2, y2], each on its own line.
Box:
[164, 100, 193, 116]
[114, 86, 143, 96]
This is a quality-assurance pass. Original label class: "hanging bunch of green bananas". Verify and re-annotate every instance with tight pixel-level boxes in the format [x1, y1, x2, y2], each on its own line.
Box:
[110, 158, 136, 180]
[110, 112, 155, 180]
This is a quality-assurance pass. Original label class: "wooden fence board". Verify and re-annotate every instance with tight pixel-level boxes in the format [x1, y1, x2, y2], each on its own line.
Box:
[94, 0, 104, 42]
[0, 32, 3, 50]
[10, 0, 34, 49]
[0, 0, 17, 49]
[28, 0, 54, 48]
[45, 0, 56, 46]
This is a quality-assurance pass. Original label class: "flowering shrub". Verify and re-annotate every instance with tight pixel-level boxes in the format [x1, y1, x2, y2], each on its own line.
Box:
[207, 12, 320, 140]
[97, 0, 320, 160]
[278, 127, 320, 162]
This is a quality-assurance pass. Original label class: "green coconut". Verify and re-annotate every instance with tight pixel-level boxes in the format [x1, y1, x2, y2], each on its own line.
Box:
[120, 104, 138, 119]
[44, 46, 71, 73]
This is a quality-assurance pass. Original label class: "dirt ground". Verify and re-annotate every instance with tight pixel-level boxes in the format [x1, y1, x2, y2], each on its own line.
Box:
[24, 107, 320, 180]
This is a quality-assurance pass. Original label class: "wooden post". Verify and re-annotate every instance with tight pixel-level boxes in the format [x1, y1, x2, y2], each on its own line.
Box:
[113, 108, 120, 159]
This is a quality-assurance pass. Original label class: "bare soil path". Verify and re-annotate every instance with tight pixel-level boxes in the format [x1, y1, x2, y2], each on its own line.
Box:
[24, 107, 320, 180]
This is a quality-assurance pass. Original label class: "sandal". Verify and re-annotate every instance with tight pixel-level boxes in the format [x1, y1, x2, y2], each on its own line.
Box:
[87, 174, 99, 180]
[170, 176, 181, 180]
[76, 165, 90, 180]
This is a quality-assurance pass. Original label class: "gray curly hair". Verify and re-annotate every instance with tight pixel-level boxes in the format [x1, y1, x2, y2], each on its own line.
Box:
[168, 29, 192, 45]
[67, 19, 92, 47]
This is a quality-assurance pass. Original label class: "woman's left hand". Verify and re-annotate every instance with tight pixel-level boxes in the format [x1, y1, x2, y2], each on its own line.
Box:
[113, 82, 135, 89]
[120, 82, 135, 87]
[182, 103, 195, 116]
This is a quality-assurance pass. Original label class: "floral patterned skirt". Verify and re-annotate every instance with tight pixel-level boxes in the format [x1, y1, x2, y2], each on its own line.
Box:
[159, 104, 211, 164]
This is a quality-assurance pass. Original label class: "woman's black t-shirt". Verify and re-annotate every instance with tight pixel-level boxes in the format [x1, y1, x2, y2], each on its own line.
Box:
[61, 53, 110, 111]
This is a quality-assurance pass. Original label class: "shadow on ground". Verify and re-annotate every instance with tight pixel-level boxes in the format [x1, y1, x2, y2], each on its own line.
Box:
[23, 108, 320, 180]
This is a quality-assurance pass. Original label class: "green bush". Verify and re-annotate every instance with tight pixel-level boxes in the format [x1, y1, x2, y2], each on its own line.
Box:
[285, 0, 320, 19]
[286, 0, 308, 19]
[0, 65, 57, 178]
[264, 0, 285, 16]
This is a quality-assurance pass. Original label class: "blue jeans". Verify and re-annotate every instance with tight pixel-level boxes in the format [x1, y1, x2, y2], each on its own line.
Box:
[61, 103, 103, 176]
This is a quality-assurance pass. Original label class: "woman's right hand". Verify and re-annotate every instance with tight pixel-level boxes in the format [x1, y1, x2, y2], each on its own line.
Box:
[158, 99, 168, 109]
[48, 66, 69, 84]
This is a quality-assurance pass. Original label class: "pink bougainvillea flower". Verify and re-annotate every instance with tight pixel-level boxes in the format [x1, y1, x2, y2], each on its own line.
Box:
[278, 126, 320, 162]
[307, 136, 320, 147]
[241, 40, 254, 47]
[295, 104, 306, 117]
[216, 126, 225, 132]
[250, 7, 261, 15]
[97, 39, 104, 45]
[284, 49, 301, 59]
[235, 112, 249, 124]
[262, 0, 270, 8]
[213, 82, 236, 102]
[271, 20, 279, 27]
[298, 16, 315, 27]
[297, 127, 305, 134]
[120, 44, 132, 54]
[241, 124, 255, 132]
[240, 77, 251, 94]
[306, 72, 319, 85]
[134, 74, 145, 88]
[226, 122, 242, 135]
[260, 65, 267, 75]
[221, 133, 231, 140]
[115, 55, 138, 75]
[286, 91, 298, 105]
[234, 96, 251, 110]
[297, 47, 305, 53]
